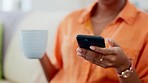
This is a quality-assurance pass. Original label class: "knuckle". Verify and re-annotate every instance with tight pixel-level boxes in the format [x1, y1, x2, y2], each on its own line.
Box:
[103, 65, 109, 68]
[84, 55, 88, 59]
[85, 55, 91, 60]
[108, 63, 114, 67]
[90, 57, 95, 63]
[82, 55, 87, 59]
[115, 47, 121, 53]
[96, 48, 101, 52]
[106, 50, 111, 54]
[95, 62, 100, 66]
[110, 57, 115, 62]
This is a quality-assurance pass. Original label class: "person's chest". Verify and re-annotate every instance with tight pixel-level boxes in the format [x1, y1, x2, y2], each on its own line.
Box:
[60, 19, 146, 82]
[61, 18, 146, 65]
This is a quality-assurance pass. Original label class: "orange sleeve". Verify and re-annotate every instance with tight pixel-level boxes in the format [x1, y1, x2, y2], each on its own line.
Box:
[136, 39, 148, 82]
[49, 22, 64, 69]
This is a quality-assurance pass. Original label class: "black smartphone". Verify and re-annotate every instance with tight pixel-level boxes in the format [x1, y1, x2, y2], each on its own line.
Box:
[76, 35, 105, 50]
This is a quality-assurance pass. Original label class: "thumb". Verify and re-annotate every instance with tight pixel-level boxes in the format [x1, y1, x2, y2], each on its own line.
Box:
[106, 38, 119, 47]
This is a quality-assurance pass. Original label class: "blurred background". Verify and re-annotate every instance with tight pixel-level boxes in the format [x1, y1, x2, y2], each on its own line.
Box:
[0, 0, 147, 83]
[0, 0, 148, 12]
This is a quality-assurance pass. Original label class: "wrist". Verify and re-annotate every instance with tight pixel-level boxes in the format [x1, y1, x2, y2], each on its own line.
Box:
[116, 60, 134, 79]
[116, 59, 131, 74]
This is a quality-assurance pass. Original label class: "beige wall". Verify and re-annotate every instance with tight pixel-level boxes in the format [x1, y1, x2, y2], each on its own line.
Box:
[30, 0, 148, 11]
[0, 0, 90, 12]
[30, 0, 96, 11]
[0, 0, 148, 12]
[31, 0, 84, 11]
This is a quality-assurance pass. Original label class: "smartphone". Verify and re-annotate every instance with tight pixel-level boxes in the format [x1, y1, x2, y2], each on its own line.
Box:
[76, 35, 105, 50]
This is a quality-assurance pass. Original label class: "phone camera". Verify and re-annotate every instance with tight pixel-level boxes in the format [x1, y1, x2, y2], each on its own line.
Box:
[84, 39, 88, 42]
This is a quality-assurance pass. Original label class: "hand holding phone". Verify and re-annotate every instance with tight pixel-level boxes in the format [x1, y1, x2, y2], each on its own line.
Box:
[76, 35, 105, 50]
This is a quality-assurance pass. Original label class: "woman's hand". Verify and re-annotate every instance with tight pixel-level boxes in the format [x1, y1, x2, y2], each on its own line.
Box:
[76, 38, 131, 73]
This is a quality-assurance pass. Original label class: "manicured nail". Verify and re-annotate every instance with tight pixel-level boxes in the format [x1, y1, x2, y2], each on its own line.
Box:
[76, 48, 82, 52]
[106, 38, 110, 42]
[77, 52, 82, 56]
[90, 46, 95, 50]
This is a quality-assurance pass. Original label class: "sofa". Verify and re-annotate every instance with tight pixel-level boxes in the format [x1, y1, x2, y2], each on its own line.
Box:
[0, 11, 70, 83]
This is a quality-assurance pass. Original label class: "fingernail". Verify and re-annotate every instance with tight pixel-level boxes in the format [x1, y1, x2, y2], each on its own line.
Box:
[77, 52, 82, 56]
[107, 38, 113, 43]
[76, 48, 79, 51]
[90, 46, 95, 50]
[76, 48, 82, 52]
[109, 39, 112, 42]
[106, 38, 110, 42]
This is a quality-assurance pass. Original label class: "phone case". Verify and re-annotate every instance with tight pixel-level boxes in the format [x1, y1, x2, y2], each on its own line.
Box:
[76, 35, 105, 50]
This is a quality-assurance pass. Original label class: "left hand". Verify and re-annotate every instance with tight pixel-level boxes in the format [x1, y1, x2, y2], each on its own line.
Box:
[76, 38, 131, 73]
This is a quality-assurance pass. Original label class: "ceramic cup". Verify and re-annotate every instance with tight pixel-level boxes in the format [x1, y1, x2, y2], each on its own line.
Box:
[19, 30, 48, 59]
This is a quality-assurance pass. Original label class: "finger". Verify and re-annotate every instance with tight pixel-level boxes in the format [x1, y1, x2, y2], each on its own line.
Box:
[76, 47, 87, 54]
[80, 53, 108, 68]
[77, 50, 97, 63]
[77, 48, 95, 59]
[102, 55, 116, 63]
[77, 49, 102, 63]
[78, 50, 112, 67]
[90, 46, 116, 55]
[106, 38, 120, 47]
[77, 50, 115, 68]
[93, 55, 115, 68]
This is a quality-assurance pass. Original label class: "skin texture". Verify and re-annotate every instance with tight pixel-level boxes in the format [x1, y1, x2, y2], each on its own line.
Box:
[76, 39, 141, 83]
[76, 38, 131, 72]
[91, 0, 126, 35]
[39, 53, 58, 82]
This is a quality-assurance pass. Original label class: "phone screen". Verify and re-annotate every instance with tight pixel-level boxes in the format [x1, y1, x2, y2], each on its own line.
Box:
[76, 35, 105, 50]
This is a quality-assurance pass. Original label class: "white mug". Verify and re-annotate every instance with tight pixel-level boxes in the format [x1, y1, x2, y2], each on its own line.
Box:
[19, 30, 48, 59]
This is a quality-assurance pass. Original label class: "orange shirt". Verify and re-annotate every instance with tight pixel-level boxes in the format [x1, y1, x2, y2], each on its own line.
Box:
[49, 1, 148, 83]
